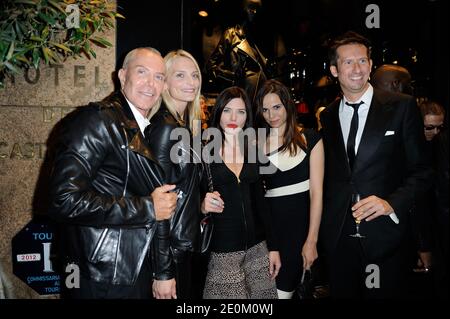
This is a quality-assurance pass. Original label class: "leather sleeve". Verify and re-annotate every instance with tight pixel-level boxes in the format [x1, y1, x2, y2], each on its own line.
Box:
[48, 105, 156, 227]
[145, 117, 178, 280]
[151, 219, 175, 280]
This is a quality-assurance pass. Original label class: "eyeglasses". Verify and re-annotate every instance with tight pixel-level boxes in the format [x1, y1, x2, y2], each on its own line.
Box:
[424, 124, 445, 131]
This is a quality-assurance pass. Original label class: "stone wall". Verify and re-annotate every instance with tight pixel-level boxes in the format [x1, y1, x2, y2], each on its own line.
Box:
[0, 27, 116, 299]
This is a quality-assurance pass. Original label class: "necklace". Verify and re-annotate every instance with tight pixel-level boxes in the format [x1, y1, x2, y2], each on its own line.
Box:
[176, 111, 186, 126]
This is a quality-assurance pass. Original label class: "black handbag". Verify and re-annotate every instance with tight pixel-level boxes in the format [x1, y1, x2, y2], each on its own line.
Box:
[200, 159, 214, 254]
[200, 214, 213, 254]
[296, 267, 315, 299]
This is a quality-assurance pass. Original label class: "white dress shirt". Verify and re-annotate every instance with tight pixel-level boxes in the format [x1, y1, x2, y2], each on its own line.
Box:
[124, 96, 151, 136]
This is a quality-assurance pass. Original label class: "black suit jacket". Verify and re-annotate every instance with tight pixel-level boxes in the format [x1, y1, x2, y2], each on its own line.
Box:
[320, 89, 432, 262]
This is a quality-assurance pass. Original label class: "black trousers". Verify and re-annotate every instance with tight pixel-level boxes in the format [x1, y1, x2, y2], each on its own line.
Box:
[62, 255, 152, 299]
[328, 212, 407, 299]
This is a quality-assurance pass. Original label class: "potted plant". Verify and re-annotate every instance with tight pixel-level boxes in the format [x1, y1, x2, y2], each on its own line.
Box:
[0, 0, 124, 88]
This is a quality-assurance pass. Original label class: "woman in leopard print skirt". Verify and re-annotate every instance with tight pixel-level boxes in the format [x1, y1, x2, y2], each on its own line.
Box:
[200, 86, 280, 299]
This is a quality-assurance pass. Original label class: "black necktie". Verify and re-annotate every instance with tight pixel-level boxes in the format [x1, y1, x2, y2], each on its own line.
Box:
[346, 101, 364, 170]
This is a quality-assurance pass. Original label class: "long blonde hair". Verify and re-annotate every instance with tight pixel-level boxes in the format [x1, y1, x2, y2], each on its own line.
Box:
[151, 49, 202, 136]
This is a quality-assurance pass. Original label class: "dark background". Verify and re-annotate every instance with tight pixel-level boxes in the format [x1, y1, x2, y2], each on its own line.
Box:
[117, 0, 448, 122]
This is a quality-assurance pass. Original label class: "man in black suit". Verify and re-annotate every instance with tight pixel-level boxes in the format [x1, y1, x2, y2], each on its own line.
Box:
[320, 31, 431, 298]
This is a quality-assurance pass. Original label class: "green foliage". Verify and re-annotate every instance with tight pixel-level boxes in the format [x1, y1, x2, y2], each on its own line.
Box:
[0, 0, 125, 88]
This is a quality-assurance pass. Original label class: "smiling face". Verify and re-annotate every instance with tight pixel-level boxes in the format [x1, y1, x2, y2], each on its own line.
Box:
[220, 98, 247, 135]
[262, 92, 287, 134]
[330, 43, 372, 101]
[165, 56, 201, 112]
[118, 49, 166, 117]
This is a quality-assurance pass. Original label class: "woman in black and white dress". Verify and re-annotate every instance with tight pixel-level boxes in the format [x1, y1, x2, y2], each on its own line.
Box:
[255, 80, 324, 299]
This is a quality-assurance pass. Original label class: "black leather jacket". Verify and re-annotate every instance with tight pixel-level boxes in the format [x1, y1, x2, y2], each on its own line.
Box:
[206, 24, 267, 102]
[48, 92, 165, 285]
[145, 106, 203, 280]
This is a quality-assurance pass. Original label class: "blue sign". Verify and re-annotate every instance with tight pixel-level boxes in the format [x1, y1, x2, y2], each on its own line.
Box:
[12, 220, 61, 295]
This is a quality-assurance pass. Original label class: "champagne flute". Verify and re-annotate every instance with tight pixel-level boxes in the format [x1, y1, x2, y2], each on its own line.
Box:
[349, 193, 365, 238]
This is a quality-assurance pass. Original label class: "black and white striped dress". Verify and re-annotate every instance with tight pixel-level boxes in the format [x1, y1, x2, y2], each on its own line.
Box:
[263, 129, 321, 292]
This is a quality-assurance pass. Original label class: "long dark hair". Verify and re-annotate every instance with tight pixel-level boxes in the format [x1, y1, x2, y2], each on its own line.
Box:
[255, 79, 306, 155]
[208, 86, 253, 157]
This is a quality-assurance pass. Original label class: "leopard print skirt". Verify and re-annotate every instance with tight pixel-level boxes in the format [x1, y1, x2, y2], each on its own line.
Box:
[203, 241, 278, 299]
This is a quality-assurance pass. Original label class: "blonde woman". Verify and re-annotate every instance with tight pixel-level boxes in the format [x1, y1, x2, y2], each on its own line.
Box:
[145, 49, 203, 299]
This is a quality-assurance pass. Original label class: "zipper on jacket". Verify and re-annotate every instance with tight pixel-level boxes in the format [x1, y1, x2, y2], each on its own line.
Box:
[236, 177, 248, 251]
[113, 229, 121, 281]
[121, 124, 130, 197]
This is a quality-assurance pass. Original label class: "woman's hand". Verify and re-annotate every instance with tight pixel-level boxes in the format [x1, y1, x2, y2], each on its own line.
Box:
[201, 191, 224, 214]
[269, 251, 281, 280]
[301, 240, 318, 270]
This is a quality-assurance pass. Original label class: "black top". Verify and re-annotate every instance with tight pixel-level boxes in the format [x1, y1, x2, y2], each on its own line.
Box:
[207, 161, 277, 253]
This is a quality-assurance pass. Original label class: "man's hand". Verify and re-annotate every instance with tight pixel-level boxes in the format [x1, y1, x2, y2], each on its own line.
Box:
[352, 195, 394, 222]
[152, 278, 177, 299]
[151, 184, 177, 220]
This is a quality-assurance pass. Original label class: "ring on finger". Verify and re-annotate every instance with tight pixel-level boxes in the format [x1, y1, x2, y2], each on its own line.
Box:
[211, 198, 219, 206]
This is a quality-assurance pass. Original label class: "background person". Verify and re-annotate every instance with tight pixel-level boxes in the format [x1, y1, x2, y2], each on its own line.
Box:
[371, 64, 413, 95]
